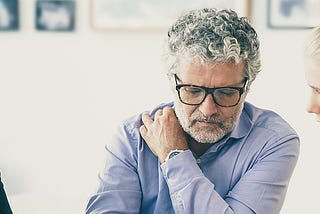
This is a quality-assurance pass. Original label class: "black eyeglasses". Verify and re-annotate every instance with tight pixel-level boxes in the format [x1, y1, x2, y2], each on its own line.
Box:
[174, 74, 248, 107]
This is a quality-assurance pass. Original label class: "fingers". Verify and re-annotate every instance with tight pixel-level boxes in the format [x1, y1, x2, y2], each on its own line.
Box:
[139, 124, 148, 144]
[139, 124, 147, 134]
[140, 113, 155, 154]
[141, 112, 153, 128]
[140, 107, 173, 131]
[163, 106, 174, 117]
[140, 112, 154, 142]
[140, 109, 163, 140]
[154, 109, 163, 120]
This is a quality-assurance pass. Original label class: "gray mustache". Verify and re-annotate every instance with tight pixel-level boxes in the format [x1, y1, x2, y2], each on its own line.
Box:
[191, 113, 222, 123]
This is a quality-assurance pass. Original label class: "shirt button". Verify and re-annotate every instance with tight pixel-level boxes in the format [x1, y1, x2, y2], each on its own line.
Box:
[196, 159, 201, 164]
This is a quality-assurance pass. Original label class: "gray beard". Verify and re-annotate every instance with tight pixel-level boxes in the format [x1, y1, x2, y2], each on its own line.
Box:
[174, 102, 242, 144]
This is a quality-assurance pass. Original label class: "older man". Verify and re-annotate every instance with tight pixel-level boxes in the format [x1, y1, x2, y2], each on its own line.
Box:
[86, 8, 299, 214]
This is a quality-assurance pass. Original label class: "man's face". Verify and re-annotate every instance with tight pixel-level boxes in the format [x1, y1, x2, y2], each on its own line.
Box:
[305, 62, 320, 122]
[173, 61, 247, 144]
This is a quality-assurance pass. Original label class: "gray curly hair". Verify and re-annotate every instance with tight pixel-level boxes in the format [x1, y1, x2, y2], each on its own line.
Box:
[164, 8, 261, 85]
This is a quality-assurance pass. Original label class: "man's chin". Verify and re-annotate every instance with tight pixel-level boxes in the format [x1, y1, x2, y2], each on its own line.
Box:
[188, 129, 225, 144]
[193, 122, 223, 133]
[192, 136, 220, 144]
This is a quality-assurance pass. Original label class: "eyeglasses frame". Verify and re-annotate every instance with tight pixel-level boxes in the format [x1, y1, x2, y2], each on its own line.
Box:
[173, 74, 248, 107]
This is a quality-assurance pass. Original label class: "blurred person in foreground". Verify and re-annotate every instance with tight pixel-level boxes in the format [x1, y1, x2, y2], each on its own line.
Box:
[0, 172, 13, 214]
[86, 8, 300, 214]
[305, 26, 320, 122]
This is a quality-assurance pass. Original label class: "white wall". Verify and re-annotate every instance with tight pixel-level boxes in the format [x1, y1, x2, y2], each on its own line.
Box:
[0, 1, 318, 213]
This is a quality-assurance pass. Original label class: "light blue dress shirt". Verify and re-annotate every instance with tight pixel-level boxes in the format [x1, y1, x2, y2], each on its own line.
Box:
[86, 102, 299, 214]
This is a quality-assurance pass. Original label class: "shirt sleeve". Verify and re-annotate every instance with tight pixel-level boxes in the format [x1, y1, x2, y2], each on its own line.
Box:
[161, 137, 299, 214]
[85, 123, 142, 214]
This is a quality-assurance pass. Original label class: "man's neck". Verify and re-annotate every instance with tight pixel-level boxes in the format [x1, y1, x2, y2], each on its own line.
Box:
[186, 135, 213, 158]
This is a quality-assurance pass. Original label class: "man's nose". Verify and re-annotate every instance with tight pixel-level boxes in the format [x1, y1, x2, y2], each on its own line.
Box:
[198, 94, 218, 116]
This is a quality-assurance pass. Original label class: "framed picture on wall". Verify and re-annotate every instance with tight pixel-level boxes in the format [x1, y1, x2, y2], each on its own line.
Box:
[0, 0, 19, 31]
[267, 0, 320, 29]
[90, 0, 250, 31]
[35, 0, 76, 31]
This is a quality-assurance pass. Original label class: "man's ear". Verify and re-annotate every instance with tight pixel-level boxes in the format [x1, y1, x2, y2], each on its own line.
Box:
[167, 73, 176, 92]
[245, 77, 255, 92]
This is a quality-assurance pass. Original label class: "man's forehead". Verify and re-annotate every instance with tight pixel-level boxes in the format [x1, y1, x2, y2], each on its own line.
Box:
[177, 60, 245, 74]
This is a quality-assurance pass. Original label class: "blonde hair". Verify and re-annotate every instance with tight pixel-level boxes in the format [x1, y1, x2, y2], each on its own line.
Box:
[305, 26, 320, 65]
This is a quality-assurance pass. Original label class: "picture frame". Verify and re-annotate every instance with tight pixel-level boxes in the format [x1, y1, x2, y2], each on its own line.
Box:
[90, 0, 249, 31]
[35, 0, 76, 31]
[0, 0, 19, 31]
[267, 0, 320, 29]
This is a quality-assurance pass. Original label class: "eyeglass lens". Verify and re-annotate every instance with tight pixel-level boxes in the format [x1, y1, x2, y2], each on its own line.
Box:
[178, 86, 241, 107]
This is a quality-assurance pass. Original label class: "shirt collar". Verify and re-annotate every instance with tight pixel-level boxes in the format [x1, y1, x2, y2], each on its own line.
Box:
[202, 103, 253, 154]
[229, 103, 253, 139]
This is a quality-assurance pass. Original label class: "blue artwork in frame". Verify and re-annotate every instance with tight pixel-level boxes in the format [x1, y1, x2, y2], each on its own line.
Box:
[35, 0, 76, 31]
[267, 0, 320, 29]
[0, 0, 19, 31]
